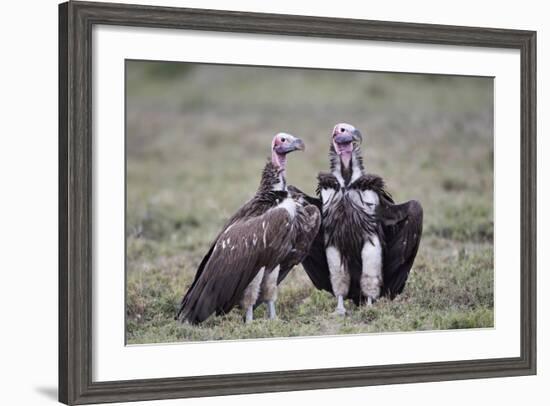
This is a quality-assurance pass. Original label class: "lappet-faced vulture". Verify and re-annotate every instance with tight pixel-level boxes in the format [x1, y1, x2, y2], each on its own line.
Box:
[293, 123, 423, 315]
[177, 133, 320, 324]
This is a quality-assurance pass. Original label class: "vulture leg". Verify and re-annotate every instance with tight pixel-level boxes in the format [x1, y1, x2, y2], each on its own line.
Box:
[360, 235, 383, 306]
[260, 265, 280, 320]
[326, 246, 349, 316]
[245, 307, 254, 324]
[268, 301, 277, 320]
[241, 267, 265, 323]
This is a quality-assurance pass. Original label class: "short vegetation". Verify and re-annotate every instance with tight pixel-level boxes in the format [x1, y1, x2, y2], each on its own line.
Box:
[126, 62, 494, 344]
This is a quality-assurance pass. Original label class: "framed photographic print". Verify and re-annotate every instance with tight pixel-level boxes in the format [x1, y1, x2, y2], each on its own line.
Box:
[59, 1, 536, 404]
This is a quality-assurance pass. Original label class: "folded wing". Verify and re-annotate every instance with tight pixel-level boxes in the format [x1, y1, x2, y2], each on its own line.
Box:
[287, 185, 333, 293]
[276, 202, 321, 285]
[177, 207, 293, 324]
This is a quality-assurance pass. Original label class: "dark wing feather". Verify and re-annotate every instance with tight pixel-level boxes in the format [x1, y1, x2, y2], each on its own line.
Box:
[178, 208, 293, 324]
[351, 173, 394, 204]
[175, 204, 250, 320]
[276, 203, 321, 284]
[287, 184, 333, 293]
[378, 199, 423, 298]
[352, 175, 422, 299]
[175, 242, 215, 320]
[176, 189, 288, 320]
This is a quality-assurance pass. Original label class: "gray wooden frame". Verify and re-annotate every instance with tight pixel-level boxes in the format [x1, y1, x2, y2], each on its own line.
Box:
[59, 1, 537, 404]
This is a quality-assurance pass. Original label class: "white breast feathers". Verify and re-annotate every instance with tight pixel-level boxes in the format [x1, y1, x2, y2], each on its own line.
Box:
[277, 197, 297, 218]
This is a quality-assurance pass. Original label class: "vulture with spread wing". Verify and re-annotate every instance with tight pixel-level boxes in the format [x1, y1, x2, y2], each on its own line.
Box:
[297, 123, 423, 315]
[177, 133, 321, 324]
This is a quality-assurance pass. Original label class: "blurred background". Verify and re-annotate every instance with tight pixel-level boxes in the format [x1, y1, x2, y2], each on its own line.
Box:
[126, 61, 494, 344]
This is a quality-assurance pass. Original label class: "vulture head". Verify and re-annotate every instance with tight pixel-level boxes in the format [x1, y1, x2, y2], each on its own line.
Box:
[271, 132, 305, 169]
[332, 123, 363, 168]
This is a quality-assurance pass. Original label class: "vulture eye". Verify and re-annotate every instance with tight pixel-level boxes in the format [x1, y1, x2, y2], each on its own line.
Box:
[280, 137, 286, 143]
[340, 128, 345, 133]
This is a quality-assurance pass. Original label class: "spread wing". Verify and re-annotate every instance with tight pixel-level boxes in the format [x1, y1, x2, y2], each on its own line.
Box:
[287, 184, 333, 293]
[287, 178, 422, 301]
[378, 199, 423, 298]
[177, 207, 293, 324]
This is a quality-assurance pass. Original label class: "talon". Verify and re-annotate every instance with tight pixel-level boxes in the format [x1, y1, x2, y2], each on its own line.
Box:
[333, 295, 346, 316]
[333, 307, 346, 316]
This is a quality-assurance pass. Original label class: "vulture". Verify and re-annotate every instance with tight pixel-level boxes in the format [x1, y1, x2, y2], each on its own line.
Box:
[176, 133, 321, 324]
[297, 123, 423, 315]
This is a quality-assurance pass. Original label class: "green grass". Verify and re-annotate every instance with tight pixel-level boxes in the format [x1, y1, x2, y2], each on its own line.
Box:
[125, 61, 494, 344]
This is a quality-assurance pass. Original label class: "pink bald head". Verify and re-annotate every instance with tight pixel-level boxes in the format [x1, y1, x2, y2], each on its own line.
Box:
[271, 133, 305, 169]
[332, 123, 363, 168]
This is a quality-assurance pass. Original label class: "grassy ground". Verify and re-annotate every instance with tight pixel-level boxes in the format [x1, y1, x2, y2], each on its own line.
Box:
[125, 61, 494, 344]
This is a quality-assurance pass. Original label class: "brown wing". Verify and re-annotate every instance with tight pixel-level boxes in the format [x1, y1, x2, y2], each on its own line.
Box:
[276, 203, 321, 284]
[287, 184, 333, 293]
[177, 207, 293, 324]
[176, 191, 287, 321]
[379, 199, 423, 298]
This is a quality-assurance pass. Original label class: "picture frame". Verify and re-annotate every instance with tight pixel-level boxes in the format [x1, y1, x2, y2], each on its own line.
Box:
[59, 1, 537, 404]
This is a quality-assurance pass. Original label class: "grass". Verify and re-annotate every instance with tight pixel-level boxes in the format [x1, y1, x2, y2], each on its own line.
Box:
[125, 61, 494, 344]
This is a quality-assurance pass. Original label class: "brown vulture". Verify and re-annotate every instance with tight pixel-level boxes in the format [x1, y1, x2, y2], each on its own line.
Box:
[176, 133, 321, 324]
[295, 123, 423, 315]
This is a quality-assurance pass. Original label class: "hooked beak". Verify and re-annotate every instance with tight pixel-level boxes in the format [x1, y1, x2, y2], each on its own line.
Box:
[291, 137, 305, 152]
[352, 129, 363, 144]
[333, 129, 362, 145]
[333, 133, 353, 144]
[276, 137, 305, 154]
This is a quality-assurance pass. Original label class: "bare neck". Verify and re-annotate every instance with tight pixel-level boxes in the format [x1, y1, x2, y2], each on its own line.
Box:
[329, 145, 364, 187]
